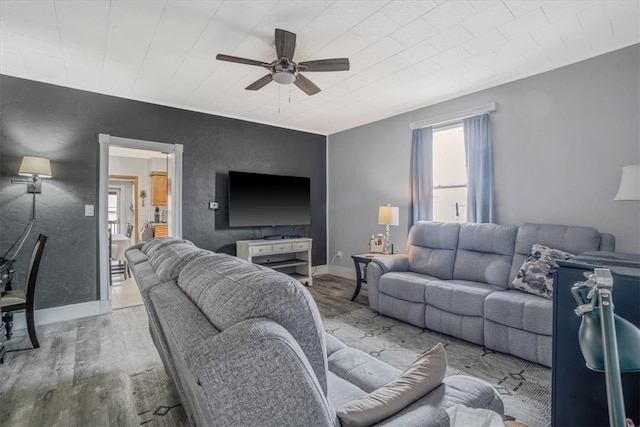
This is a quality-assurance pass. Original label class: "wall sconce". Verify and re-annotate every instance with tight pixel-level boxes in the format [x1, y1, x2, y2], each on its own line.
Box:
[11, 156, 52, 193]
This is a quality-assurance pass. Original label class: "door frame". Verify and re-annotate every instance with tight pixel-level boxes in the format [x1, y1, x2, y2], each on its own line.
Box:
[109, 175, 139, 242]
[98, 134, 183, 301]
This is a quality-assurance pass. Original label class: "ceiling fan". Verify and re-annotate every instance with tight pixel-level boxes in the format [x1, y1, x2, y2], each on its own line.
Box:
[216, 28, 350, 96]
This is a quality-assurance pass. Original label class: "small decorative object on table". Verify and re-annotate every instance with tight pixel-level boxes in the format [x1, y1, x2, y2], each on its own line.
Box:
[369, 234, 384, 253]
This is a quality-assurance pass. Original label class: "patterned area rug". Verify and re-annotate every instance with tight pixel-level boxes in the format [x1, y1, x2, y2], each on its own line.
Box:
[130, 367, 188, 426]
[324, 307, 551, 426]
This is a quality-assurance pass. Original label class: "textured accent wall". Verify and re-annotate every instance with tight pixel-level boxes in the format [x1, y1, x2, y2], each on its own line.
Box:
[0, 75, 326, 310]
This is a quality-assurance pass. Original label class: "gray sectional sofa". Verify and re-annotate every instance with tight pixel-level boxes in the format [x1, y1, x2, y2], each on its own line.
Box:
[367, 222, 615, 367]
[125, 237, 504, 426]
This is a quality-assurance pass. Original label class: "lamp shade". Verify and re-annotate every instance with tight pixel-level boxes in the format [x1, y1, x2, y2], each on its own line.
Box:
[19, 156, 52, 178]
[378, 205, 399, 226]
[613, 164, 639, 201]
[579, 311, 640, 373]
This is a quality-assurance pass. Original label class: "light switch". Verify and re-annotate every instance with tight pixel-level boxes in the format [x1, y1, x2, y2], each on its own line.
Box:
[85, 205, 94, 216]
[209, 201, 219, 210]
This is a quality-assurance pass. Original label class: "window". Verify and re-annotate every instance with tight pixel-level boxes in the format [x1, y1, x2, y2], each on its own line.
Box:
[432, 124, 467, 223]
[108, 190, 119, 234]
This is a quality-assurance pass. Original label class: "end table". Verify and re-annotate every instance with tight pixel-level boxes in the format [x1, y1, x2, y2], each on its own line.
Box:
[351, 254, 378, 301]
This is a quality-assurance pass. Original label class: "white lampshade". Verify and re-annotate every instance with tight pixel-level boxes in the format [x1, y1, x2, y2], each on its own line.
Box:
[378, 205, 399, 226]
[613, 165, 640, 201]
[19, 156, 52, 178]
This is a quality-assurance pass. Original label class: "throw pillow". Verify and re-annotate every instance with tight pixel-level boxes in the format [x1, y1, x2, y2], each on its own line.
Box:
[512, 244, 574, 299]
[337, 343, 447, 427]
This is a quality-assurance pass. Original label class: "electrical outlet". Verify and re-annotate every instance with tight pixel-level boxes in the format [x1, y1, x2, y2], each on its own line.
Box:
[336, 251, 342, 258]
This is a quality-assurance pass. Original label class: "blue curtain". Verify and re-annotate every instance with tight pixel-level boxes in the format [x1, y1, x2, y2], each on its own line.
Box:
[463, 114, 494, 223]
[409, 127, 433, 226]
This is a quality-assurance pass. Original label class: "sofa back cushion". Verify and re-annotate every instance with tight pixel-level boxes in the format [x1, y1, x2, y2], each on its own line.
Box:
[453, 223, 517, 289]
[177, 253, 329, 395]
[142, 237, 194, 257]
[149, 243, 208, 282]
[407, 221, 460, 279]
[508, 223, 603, 286]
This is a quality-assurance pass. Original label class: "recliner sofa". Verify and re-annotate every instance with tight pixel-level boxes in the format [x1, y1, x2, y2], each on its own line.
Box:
[366, 222, 615, 367]
[126, 237, 504, 426]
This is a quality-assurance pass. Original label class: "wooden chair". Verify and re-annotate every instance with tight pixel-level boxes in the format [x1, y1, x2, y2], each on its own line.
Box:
[0, 234, 48, 348]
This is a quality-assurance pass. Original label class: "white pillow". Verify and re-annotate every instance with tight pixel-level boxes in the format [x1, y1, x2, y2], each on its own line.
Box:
[337, 343, 447, 427]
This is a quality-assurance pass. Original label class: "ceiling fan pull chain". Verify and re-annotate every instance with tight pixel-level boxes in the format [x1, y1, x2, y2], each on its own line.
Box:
[289, 83, 291, 104]
[278, 84, 281, 114]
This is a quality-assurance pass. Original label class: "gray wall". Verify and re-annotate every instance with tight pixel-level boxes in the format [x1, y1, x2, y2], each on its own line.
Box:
[0, 75, 326, 310]
[329, 44, 640, 271]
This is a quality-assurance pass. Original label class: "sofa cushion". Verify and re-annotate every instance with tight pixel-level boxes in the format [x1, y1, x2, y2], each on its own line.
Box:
[425, 280, 501, 317]
[512, 244, 574, 299]
[407, 222, 460, 279]
[142, 237, 193, 257]
[379, 272, 438, 303]
[453, 223, 517, 289]
[329, 348, 400, 393]
[325, 333, 346, 357]
[484, 289, 553, 336]
[125, 247, 148, 265]
[509, 223, 601, 286]
[130, 261, 173, 298]
[149, 243, 208, 282]
[177, 253, 329, 394]
[336, 343, 447, 427]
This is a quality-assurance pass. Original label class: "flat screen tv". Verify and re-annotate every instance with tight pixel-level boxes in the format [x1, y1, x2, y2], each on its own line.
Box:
[228, 171, 311, 227]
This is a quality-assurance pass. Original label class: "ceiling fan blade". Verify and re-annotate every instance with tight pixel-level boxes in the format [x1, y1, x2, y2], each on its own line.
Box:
[216, 54, 269, 67]
[275, 28, 296, 59]
[245, 74, 273, 91]
[298, 58, 350, 72]
[294, 73, 321, 96]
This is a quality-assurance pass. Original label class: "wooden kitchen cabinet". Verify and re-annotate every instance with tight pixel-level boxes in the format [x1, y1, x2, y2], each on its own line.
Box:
[153, 224, 167, 237]
[150, 171, 167, 206]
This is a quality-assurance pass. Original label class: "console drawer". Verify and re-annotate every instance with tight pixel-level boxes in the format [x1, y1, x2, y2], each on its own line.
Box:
[292, 241, 310, 251]
[249, 245, 272, 255]
[272, 243, 292, 253]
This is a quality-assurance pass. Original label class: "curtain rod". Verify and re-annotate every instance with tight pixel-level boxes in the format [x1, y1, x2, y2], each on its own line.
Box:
[409, 102, 497, 130]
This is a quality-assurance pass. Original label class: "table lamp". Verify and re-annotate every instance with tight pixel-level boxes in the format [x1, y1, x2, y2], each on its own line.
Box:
[613, 165, 640, 201]
[572, 269, 640, 427]
[378, 205, 399, 255]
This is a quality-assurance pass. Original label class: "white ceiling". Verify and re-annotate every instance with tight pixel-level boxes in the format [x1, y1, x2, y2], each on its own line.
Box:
[1, 1, 638, 135]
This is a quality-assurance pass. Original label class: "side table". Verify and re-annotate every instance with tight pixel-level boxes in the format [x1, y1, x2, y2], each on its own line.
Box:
[351, 254, 377, 301]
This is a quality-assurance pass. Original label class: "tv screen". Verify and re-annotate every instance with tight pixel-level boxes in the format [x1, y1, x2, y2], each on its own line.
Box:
[228, 171, 311, 227]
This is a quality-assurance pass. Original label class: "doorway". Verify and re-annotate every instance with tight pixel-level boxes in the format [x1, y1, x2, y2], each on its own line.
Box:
[98, 134, 183, 308]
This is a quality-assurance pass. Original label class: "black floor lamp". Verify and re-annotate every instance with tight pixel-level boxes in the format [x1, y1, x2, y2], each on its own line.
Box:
[572, 268, 640, 427]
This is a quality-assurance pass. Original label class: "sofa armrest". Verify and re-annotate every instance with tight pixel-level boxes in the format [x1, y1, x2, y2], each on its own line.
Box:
[366, 255, 409, 312]
[188, 318, 337, 427]
[600, 233, 616, 252]
[370, 254, 410, 274]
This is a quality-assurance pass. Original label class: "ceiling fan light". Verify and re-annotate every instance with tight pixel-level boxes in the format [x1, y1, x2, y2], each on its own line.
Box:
[273, 71, 296, 85]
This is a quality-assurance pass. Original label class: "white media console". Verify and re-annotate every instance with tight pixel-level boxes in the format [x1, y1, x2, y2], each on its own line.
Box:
[236, 238, 313, 286]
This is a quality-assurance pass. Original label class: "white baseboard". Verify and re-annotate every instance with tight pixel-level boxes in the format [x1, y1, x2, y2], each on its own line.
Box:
[312, 264, 329, 276]
[10, 299, 113, 331]
[329, 265, 356, 280]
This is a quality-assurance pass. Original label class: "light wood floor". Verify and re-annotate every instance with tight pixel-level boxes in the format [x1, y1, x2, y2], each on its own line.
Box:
[0, 274, 363, 426]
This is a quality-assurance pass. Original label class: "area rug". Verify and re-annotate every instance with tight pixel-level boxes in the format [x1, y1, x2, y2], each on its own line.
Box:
[324, 307, 551, 426]
[130, 367, 188, 426]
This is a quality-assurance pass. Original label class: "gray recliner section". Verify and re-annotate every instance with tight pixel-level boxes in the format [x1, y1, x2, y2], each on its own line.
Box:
[367, 221, 615, 367]
[127, 238, 504, 426]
